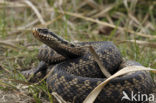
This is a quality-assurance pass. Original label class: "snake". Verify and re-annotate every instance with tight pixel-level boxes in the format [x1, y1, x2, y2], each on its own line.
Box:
[23, 28, 155, 103]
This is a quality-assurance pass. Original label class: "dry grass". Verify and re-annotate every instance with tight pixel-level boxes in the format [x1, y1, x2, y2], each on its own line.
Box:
[0, 0, 156, 103]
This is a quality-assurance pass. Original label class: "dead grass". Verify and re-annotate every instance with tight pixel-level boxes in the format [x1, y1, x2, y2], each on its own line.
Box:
[0, 0, 156, 103]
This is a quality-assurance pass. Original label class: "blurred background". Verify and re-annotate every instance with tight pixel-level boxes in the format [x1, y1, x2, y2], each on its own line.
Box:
[0, 0, 156, 102]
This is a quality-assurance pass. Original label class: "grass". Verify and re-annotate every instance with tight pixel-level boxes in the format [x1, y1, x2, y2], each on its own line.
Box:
[0, 0, 156, 102]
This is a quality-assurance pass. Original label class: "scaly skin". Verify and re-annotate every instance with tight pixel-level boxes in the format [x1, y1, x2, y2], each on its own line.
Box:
[23, 28, 155, 103]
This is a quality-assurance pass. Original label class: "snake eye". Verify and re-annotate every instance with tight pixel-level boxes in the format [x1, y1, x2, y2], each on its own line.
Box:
[37, 28, 49, 34]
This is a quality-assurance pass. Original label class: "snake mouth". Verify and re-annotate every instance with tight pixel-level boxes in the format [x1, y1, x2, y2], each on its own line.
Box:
[32, 28, 55, 41]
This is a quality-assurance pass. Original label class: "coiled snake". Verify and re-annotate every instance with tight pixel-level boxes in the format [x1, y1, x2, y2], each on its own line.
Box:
[23, 28, 154, 103]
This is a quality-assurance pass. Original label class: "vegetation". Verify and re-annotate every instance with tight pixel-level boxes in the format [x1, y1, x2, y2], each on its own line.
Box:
[0, 0, 155, 102]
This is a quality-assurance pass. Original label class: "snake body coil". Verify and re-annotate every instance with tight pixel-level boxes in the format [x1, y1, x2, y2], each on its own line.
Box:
[24, 28, 154, 103]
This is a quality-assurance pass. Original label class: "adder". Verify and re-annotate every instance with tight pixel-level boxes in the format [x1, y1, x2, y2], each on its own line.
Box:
[22, 28, 155, 103]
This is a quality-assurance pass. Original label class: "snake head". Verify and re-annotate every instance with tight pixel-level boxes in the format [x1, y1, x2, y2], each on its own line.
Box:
[32, 28, 60, 43]
[32, 28, 76, 48]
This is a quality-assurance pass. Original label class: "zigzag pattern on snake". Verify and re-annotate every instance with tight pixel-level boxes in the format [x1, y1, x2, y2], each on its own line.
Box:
[22, 28, 155, 103]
